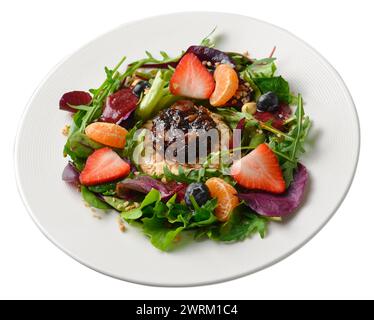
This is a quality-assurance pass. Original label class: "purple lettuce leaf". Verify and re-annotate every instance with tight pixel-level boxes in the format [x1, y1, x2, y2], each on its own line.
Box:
[116, 175, 186, 200]
[140, 45, 234, 69]
[185, 45, 234, 66]
[62, 162, 80, 186]
[238, 164, 309, 217]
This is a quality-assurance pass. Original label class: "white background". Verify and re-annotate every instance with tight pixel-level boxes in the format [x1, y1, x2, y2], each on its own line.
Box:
[1, 0, 372, 300]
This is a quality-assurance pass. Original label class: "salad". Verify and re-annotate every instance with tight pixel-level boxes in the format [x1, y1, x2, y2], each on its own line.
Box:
[60, 31, 311, 251]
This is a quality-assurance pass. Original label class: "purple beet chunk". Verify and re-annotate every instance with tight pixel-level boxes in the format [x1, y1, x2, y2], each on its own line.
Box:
[238, 164, 309, 217]
[62, 162, 80, 186]
[59, 91, 92, 113]
[100, 88, 138, 124]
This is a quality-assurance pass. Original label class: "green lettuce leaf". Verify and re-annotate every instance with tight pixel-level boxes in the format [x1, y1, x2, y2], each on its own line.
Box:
[254, 76, 291, 103]
[81, 186, 111, 210]
[203, 205, 268, 242]
[103, 196, 130, 211]
[142, 214, 187, 251]
[121, 188, 161, 220]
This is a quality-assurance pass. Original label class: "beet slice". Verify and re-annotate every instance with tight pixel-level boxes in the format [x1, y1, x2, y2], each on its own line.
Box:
[100, 88, 139, 124]
[59, 91, 92, 113]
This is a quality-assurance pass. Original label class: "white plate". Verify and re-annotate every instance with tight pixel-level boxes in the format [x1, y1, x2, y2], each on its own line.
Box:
[15, 12, 360, 286]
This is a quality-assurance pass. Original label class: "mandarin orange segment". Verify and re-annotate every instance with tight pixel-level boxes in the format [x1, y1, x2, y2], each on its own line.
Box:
[209, 64, 239, 107]
[85, 122, 128, 149]
[205, 177, 239, 222]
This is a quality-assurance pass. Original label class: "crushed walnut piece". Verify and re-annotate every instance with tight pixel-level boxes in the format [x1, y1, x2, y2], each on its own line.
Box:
[62, 125, 70, 136]
[242, 51, 251, 59]
[117, 216, 126, 232]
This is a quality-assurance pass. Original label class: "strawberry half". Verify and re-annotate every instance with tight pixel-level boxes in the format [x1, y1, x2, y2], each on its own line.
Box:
[169, 53, 215, 99]
[79, 147, 130, 186]
[231, 143, 286, 194]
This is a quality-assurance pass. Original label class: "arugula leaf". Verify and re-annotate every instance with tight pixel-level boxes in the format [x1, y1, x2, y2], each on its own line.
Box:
[268, 94, 312, 187]
[81, 186, 111, 210]
[200, 27, 217, 48]
[215, 108, 258, 129]
[226, 52, 252, 71]
[80, 56, 128, 132]
[291, 95, 305, 159]
[246, 58, 277, 78]
[122, 121, 143, 159]
[73, 110, 86, 128]
[254, 76, 291, 103]
[163, 165, 198, 184]
[248, 132, 266, 149]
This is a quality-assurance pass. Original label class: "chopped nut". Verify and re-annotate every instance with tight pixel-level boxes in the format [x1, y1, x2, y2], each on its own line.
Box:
[117, 216, 126, 232]
[206, 61, 212, 67]
[173, 234, 182, 243]
[243, 51, 250, 58]
[62, 125, 70, 136]
[124, 203, 137, 211]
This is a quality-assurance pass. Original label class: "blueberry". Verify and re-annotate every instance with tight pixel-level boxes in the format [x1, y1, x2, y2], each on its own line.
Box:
[132, 81, 150, 97]
[184, 183, 211, 208]
[257, 92, 279, 112]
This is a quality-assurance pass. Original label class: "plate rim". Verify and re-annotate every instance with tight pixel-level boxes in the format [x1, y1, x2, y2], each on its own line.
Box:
[14, 11, 361, 287]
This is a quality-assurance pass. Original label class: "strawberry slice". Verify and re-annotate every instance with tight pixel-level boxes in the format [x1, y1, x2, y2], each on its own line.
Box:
[79, 147, 130, 186]
[231, 143, 286, 194]
[169, 53, 215, 99]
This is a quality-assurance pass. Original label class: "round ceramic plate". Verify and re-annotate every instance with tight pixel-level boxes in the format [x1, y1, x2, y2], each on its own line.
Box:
[15, 12, 359, 286]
